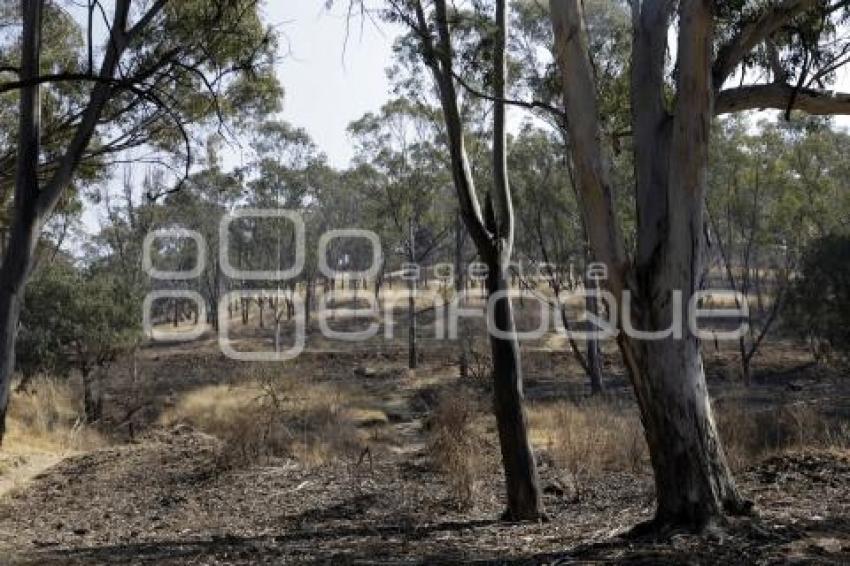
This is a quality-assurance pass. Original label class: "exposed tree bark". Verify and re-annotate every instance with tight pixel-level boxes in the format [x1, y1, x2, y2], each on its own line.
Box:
[551, 0, 751, 530]
[485, 253, 542, 519]
[0, 0, 44, 444]
[715, 83, 850, 115]
[408, 217, 417, 370]
[408, 0, 544, 520]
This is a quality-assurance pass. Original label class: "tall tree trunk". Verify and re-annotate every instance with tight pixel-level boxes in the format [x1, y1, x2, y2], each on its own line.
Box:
[410, 0, 544, 519]
[584, 262, 604, 395]
[408, 218, 417, 370]
[551, 0, 749, 529]
[455, 209, 468, 379]
[0, 0, 43, 445]
[486, 258, 544, 520]
[0, 226, 38, 443]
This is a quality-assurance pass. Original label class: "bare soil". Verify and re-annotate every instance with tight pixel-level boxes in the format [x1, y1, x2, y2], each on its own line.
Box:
[0, 317, 848, 564]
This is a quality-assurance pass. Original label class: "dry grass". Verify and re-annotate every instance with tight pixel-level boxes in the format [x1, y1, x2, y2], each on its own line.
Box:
[526, 395, 850, 488]
[5, 376, 106, 454]
[715, 399, 850, 470]
[159, 366, 365, 468]
[1, 376, 106, 498]
[426, 389, 487, 509]
[529, 398, 647, 492]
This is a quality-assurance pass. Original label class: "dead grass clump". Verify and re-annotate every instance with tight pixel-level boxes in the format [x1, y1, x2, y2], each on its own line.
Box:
[160, 367, 363, 468]
[5, 375, 105, 453]
[716, 400, 850, 470]
[530, 399, 647, 489]
[426, 390, 486, 509]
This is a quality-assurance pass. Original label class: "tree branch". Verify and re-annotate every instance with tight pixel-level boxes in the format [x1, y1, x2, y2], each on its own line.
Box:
[414, 0, 493, 255]
[0, 72, 122, 94]
[449, 68, 567, 120]
[712, 0, 818, 90]
[36, 0, 132, 218]
[716, 82, 850, 115]
[491, 0, 513, 260]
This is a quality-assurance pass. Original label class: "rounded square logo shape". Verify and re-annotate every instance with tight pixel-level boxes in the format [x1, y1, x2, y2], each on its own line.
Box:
[143, 229, 206, 280]
[433, 263, 454, 282]
[220, 209, 305, 281]
[468, 262, 489, 282]
[318, 289, 380, 341]
[143, 290, 207, 341]
[400, 262, 421, 282]
[317, 229, 382, 280]
[218, 290, 305, 361]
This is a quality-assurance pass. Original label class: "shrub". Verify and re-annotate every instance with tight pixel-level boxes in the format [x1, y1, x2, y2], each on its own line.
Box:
[426, 390, 486, 509]
[159, 367, 363, 468]
[715, 399, 850, 470]
[5, 376, 105, 452]
[785, 234, 850, 364]
[529, 399, 647, 493]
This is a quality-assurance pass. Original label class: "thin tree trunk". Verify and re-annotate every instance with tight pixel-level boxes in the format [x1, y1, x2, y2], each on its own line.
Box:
[408, 217, 417, 370]
[455, 209, 468, 379]
[585, 263, 604, 395]
[0, 0, 43, 444]
[408, 0, 543, 519]
[486, 258, 544, 520]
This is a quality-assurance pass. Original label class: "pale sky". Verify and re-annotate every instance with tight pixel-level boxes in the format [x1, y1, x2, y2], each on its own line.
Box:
[76, 2, 849, 237]
[266, 3, 849, 167]
[268, 2, 402, 167]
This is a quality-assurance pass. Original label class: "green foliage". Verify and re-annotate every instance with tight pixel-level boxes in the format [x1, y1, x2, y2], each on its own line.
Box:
[17, 260, 141, 378]
[348, 99, 453, 267]
[509, 125, 584, 270]
[786, 234, 850, 360]
[709, 117, 850, 265]
[715, 0, 850, 90]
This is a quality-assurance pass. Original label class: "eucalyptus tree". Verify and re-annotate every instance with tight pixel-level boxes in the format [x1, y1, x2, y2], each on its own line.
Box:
[349, 99, 452, 369]
[0, 0, 281, 441]
[708, 116, 850, 383]
[162, 148, 244, 331]
[18, 258, 140, 423]
[509, 125, 606, 394]
[510, 0, 636, 394]
[244, 121, 325, 336]
[549, 0, 850, 530]
[383, 0, 545, 520]
[787, 233, 850, 362]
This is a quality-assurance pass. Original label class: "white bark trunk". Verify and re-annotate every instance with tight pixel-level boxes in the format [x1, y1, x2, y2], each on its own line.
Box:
[551, 0, 750, 529]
